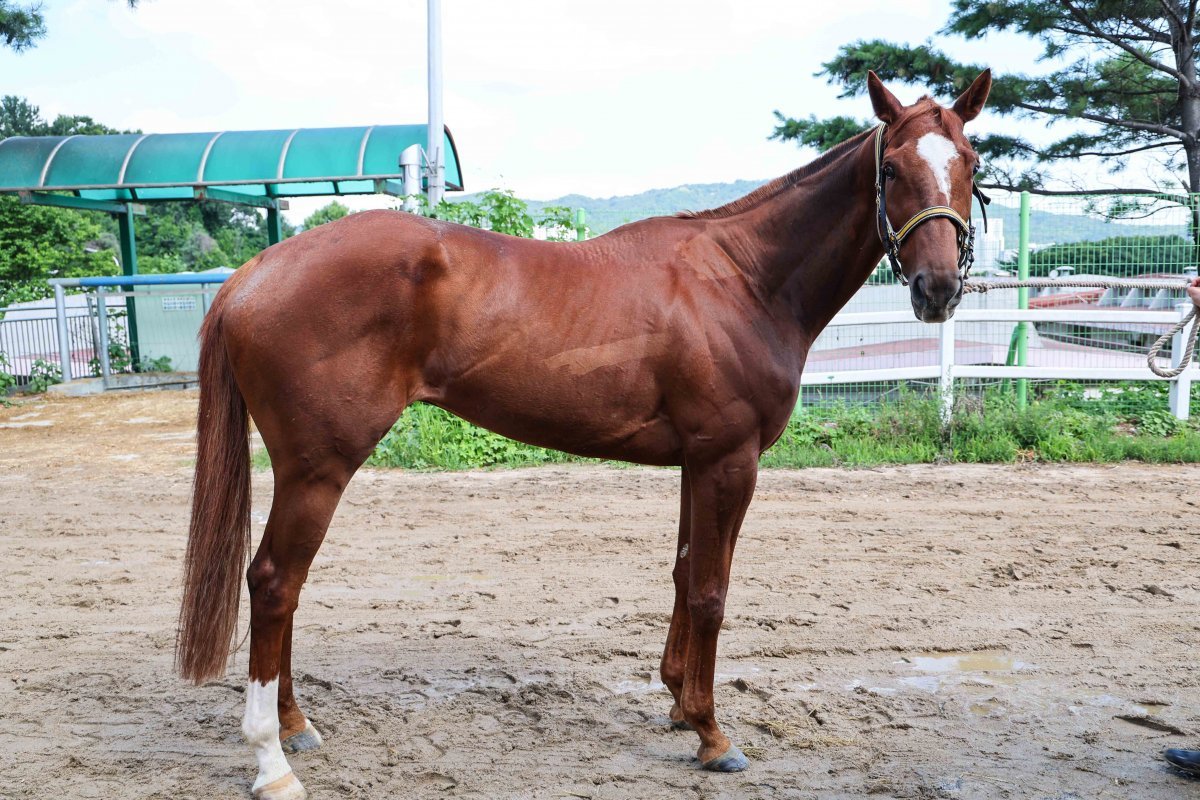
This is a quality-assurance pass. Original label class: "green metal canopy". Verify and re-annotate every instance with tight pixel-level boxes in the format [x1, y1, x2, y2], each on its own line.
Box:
[0, 124, 464, 365]
[0, 124, 463, 201]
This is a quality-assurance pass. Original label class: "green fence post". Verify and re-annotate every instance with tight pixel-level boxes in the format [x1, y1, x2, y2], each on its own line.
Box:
[1016, 191, 1031, 409]
[574, 208, 586, 241]
[117, 206, 141, 366]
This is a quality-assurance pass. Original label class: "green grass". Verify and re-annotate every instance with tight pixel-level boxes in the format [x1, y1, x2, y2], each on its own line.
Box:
[250, 382, 1200, 472]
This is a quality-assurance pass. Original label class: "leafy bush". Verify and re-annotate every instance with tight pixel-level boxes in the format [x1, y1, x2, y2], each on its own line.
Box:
[425, 190, 579, 241]
[26, 359, 61, 393]
[0, 353, 16, 396]
[367, 403, 577, 470]
[332, 382, 1200, 472]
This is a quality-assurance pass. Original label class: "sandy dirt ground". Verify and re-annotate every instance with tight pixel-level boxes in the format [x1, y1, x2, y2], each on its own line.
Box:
[2, 391, 1200, 799]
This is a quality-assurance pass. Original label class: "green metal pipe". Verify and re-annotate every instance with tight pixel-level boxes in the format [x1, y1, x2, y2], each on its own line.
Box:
[575, 208, 586, 241]
[266, 207, 284, 245]
[1016, 191, 1031, 409]
[117, 206, 141, 366]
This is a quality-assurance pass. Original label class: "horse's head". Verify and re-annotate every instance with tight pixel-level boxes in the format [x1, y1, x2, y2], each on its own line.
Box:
[867, 69, 991, 323]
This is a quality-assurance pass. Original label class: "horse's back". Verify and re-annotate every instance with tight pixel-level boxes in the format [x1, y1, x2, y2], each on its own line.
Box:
[211, 209, 795, 464]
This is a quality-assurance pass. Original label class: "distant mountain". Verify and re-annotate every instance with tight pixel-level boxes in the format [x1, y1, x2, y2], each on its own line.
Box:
[465, 181, 1188, 244]
[524, 181, 765, 234]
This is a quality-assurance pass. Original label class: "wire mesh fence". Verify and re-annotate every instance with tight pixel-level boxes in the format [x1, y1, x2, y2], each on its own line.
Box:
[798, 191, 1199, 412]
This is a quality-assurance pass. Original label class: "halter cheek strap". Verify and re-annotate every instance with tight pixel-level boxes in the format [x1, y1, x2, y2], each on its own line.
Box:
[874, 123, 990, 287]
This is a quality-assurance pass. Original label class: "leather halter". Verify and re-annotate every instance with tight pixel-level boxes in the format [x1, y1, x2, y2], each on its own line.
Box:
[873, 123, 990, 287]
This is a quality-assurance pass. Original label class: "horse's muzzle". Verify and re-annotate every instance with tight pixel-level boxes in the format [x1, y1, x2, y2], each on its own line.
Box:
[910, 271, 963, 323]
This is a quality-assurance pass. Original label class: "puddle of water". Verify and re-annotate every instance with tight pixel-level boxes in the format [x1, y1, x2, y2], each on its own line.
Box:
[897, 675, 945, 693]
[124, 417, 165, 425]
[10, 412, 41, 420]
[903, 652, 1029, 674]
[0, 420, 53, 428]
[108, 454, 139, 461]
[715, 663, 764, 681]
[1088, 694, 1171, 717]
[609, 675, 666, 695]
[968, 699, 1003, 716]
[892, 650, 1032, 694]
[844, 679, 898, 695]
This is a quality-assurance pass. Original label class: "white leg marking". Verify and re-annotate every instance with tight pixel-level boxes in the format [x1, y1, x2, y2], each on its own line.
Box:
[243, 678, 292, 791]
[916, 132, 959, 201]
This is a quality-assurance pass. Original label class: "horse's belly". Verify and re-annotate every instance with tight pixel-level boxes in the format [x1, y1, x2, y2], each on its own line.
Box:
[434, 371, 682, 466]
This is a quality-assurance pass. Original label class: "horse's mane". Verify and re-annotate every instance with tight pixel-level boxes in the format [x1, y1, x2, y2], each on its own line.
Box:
[678, 97, 943, 221]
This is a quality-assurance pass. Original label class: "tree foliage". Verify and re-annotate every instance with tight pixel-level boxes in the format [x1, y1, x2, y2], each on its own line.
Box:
[0, 0, 44, 51]
[772, 1, 1200, 200]
[1, 0, 137, 52]
[0, 95, 134, 138]
[1000, 234, 1195, 277]
[0, 196, 116, 305]
[428, 190, 577, 240]
[301, 201, 350, 231]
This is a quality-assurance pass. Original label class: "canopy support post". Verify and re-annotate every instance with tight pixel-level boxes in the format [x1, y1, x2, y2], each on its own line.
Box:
[267, 208, 283, 245]
[117, 205, 141, 366]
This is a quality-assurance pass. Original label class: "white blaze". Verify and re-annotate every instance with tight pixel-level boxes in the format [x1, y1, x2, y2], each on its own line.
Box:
[915, 132, 959, 201]
[242, 678, 292, 790]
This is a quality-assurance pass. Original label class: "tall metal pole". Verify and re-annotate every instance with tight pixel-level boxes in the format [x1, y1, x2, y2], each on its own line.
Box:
[1016, 191, 1031, 409]
[426, 0, 445, 208]
[53, 283, 73, 382]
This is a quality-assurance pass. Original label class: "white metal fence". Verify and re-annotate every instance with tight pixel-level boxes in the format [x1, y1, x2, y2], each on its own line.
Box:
[805, 303, 1196, 420]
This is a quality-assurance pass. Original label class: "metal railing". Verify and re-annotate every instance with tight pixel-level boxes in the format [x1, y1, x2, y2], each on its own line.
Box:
[0, 300, 94, 389]
[44, 273, 228, 388]
[802, 304, 1197, 420]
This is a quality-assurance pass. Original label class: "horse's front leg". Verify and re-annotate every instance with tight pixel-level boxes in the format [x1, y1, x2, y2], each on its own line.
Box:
[680, 446, 758, 771]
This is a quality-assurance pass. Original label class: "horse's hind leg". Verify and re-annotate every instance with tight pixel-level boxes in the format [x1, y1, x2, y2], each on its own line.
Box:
[660, 468, 692, 729]
[277, 618, 323, 754]
[242, 464, 353, 800]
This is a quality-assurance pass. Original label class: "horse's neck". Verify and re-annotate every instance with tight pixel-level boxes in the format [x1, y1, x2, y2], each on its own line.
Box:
[714, 137, 883, 341]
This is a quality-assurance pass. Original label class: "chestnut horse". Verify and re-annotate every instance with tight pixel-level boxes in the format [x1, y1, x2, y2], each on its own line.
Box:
[177, 71, 991, 799]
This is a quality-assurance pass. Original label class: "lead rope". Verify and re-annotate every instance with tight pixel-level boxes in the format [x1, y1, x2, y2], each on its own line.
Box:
[1147, 307, 1199, 378]
[961, 277, 1200, 379]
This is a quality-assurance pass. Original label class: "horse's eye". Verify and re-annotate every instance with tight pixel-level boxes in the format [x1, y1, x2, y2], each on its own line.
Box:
[972, 162, 981, 175]
[883, 164, 896, 180]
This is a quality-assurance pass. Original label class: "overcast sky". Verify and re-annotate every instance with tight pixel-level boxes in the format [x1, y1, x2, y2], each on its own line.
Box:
[6, 0, 1051, 222]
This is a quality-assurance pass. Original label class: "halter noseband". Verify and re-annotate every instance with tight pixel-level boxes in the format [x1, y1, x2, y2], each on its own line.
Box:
[874, 123, 990, 287]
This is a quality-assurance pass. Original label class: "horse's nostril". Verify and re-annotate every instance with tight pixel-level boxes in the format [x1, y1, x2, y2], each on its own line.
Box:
[912, 273, 927, 302]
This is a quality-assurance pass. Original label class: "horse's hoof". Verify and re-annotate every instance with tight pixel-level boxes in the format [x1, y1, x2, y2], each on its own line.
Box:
[281, 721, 323, 754]
[702, 745, 749, 772]
[668, 702, 694, 730]
[253, 771, 307, 800]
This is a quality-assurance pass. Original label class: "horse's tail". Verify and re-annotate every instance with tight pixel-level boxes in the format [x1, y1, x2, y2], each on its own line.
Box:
[176, 292, 251, 684]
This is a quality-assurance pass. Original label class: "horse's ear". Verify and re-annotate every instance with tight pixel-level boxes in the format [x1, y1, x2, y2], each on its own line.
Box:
[952, 69, 992, 123]
[867, 70, 904, 125]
